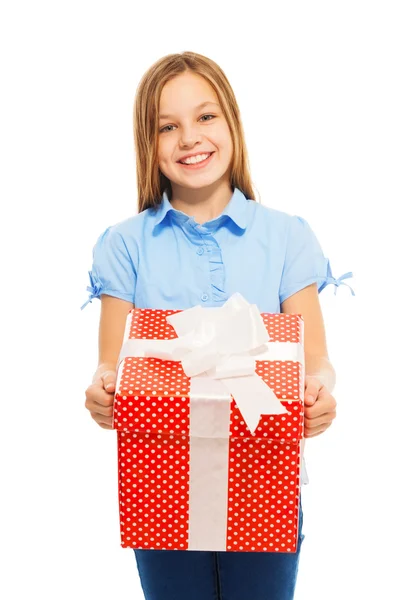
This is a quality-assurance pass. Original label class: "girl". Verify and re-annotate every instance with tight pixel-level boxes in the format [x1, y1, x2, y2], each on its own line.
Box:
[82, 51, 354, 600]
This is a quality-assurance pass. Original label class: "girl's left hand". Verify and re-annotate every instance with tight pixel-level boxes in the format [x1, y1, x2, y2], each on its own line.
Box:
[303, 375, 337, 438]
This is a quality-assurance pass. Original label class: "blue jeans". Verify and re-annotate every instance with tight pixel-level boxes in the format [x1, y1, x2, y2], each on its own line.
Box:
[133, 496, 305, 600]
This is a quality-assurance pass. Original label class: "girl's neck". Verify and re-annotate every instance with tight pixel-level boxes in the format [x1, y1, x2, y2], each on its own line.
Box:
[169, 182, 234, 225]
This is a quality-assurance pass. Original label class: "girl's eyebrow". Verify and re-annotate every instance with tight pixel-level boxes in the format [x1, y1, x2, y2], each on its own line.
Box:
[159, 101, 220, 120]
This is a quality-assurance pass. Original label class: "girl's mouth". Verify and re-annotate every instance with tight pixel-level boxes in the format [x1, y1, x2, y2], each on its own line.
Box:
[177, 152, 215, 170]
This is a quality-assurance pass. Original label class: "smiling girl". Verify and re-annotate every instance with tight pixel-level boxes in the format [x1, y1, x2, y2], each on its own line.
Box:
[82, 51, 354, 600]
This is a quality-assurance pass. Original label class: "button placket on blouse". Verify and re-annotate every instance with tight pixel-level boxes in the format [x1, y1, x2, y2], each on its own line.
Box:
[197, 242, 209, 302]
[188, 219, 227, 304]
[185, 219, 210, 303]
[204, 232, 226, 304]
[196, 227, 210, 302]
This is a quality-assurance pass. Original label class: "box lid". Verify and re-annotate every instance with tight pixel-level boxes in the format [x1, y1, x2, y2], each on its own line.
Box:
[112, 308, 305, 442]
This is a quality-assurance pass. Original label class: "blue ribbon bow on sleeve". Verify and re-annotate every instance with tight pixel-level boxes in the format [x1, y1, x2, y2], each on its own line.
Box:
[329, 271, 355, 296]
[80, 270, 103, 310]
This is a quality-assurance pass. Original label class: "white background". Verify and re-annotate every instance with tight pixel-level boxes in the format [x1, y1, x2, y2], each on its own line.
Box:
[1, 1, 413, 598]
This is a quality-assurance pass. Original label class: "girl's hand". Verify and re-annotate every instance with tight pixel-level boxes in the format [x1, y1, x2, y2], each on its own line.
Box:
[84, 368, 117, 430]
[303, 375, 337, 438]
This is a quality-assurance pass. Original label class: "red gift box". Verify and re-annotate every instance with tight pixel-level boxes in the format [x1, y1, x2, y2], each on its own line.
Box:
[112, 301, 306, 553]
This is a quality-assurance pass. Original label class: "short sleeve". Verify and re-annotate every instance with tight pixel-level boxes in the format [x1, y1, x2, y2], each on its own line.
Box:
[279, 215, 355, 304]
[80, 226, 137, 310]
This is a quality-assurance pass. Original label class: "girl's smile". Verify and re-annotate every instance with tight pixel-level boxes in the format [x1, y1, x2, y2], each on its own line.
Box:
[177, 151, 215, 171]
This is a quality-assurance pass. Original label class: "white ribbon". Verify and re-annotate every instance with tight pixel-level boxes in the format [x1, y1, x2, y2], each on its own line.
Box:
[117, 293, 289, 434]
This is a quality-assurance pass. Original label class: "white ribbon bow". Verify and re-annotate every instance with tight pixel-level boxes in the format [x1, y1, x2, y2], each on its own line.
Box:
[117, 293, 289, 434]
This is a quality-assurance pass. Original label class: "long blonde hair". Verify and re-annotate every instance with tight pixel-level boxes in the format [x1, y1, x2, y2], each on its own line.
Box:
[133, 51, 259, 213]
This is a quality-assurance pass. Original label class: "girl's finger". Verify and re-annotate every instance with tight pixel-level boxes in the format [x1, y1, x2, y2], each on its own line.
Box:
[304, 410, 336, 429]
[90, 412, 113, 427]
[91, 402, 113, 417]
[305, 422, 332, 438]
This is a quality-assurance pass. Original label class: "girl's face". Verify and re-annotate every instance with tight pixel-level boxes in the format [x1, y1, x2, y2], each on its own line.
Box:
[157, 72, 233, 191]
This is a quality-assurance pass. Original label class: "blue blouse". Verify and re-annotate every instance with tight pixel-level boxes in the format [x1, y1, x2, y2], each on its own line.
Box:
[81, 187, 354, 312]
[81, 187, 354, 486]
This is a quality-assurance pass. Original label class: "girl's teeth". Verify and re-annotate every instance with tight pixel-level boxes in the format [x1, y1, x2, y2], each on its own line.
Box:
[182, 153, 210, 164]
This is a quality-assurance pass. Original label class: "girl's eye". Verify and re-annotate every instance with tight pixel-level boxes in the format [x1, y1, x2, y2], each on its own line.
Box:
[159, 114, 216, 134]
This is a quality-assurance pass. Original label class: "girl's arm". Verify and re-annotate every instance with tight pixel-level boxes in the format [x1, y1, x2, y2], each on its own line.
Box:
[281, 281, 336, 394]
[92, 294, 134, 382]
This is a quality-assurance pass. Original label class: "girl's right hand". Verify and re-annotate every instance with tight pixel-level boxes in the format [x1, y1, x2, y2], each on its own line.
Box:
[84, 368, 117, 430]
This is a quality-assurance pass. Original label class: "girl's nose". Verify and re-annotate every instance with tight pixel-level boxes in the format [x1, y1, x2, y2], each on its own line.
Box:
[179, 126, 202, 147]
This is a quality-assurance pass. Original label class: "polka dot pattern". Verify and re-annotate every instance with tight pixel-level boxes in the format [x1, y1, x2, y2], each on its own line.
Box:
[114, 308, 305, 552]
[118, 431, 190, 550]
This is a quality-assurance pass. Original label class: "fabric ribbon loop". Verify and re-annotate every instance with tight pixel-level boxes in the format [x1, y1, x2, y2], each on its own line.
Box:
[332, 271, 355, 296]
